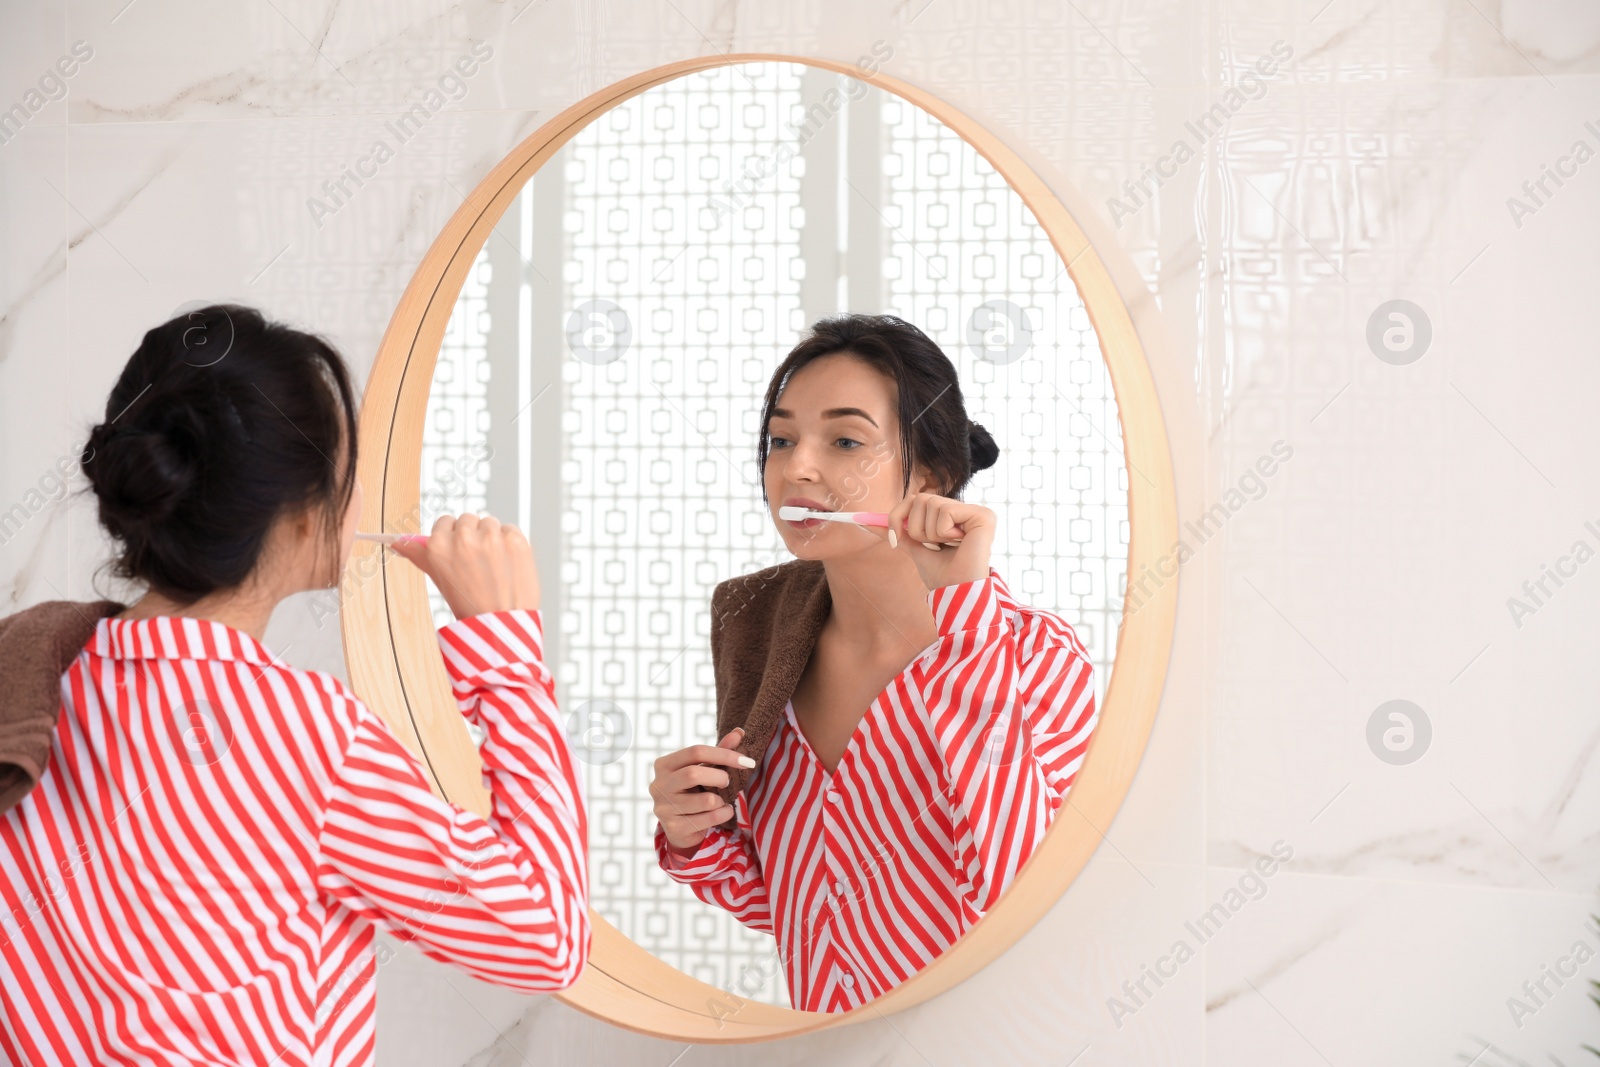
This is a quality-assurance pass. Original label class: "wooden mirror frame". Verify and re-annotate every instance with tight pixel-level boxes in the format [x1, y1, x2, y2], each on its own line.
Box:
[341, 53, 1177, 1043]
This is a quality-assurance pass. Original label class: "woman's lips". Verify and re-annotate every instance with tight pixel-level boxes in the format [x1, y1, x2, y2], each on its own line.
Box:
[782, 498, 833, 529]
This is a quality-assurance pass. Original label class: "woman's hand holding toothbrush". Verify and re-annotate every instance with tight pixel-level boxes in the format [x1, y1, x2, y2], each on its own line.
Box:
[877, 492, 995, 591]
[387, 514, 542, 620]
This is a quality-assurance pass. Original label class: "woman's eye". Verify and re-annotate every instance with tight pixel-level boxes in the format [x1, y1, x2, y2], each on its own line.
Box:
[769, 435, 862, 450]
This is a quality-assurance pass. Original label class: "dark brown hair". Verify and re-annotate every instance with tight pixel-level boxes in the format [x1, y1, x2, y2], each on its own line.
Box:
[83, 304, 358, 604]
[756, 313, 998, 509]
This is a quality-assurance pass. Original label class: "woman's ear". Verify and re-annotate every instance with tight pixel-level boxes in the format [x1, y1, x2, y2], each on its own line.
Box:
[907, 464, 942, 497]
[282, 499, 335, 590]
[291, 503, 325, 562]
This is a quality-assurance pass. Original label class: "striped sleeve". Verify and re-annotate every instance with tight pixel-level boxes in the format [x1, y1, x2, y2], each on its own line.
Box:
[314, 608, 590, 993]
[653, 815, 773, 934]
[911, 568, 1098, 912]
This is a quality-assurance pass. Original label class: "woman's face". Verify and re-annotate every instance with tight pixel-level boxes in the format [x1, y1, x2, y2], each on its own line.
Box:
[764, 352, 931, 560]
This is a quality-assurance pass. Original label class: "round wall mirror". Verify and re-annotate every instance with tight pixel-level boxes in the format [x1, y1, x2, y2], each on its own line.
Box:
[342, 53, 1176, 1042]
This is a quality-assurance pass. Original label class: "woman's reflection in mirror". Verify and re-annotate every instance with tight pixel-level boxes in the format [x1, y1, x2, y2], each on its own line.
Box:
[649, 314, 1100, 1012]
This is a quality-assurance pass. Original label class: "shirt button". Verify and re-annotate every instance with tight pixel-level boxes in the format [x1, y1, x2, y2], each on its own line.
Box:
[826, 788, 840, 802]
[842, 973, 855, 988]
[834, 880, 845, 895]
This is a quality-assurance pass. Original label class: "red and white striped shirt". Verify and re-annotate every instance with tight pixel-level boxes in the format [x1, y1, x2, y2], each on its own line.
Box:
[654, 567, 1097, 1012]
[0, 607, 588, 1066]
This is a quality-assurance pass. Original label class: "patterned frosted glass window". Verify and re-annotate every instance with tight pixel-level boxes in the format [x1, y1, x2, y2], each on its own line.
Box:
[883, 97, 1128, 707]
[560, 62, 806, 1006]
[422, 247, 493, 628]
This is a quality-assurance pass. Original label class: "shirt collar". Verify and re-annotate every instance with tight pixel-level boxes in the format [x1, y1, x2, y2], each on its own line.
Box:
[982, 566, 1018, 611]
[89, 614, 280, 668]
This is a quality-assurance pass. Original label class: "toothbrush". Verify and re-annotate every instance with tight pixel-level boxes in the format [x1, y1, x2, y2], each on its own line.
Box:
[777, 507, 890, 528]
[777, 507, 963, 548]
[355, 532, 428, 545]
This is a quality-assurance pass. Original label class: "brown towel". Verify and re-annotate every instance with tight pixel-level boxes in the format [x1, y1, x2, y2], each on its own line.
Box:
[708, 558, 831, 829]
[0, 599, 124, 815]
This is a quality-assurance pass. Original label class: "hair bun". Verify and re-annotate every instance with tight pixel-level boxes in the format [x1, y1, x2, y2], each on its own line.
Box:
[967, 420, 999, 472]
[85, 421, 197, 525]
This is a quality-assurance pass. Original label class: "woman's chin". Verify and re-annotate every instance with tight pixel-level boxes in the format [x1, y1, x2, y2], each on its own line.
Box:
[778, 525, 833, 559]
[778, 526, 878, 562]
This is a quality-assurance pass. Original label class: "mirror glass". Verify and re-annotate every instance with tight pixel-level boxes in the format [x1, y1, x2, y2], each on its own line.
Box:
[415, 60, 1128, 1010]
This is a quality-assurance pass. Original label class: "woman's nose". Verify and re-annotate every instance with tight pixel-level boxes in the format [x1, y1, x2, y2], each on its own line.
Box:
[784, 439, 823, 481]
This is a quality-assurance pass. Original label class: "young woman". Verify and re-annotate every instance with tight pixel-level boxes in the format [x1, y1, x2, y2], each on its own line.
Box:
[649, 314, 1099, 1013]
[0, 306, 589, 1065]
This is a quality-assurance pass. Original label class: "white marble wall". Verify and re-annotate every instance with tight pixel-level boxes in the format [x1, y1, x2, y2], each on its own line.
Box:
[3, 1, 1598, 1064]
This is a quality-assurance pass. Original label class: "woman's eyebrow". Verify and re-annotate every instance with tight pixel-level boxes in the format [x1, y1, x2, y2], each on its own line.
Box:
[770, 406, 879, 428]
